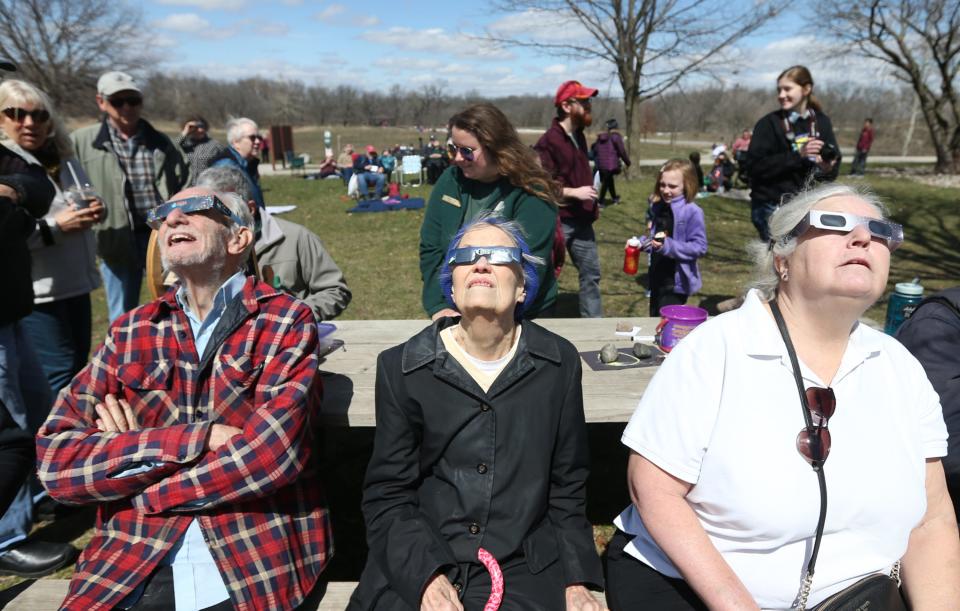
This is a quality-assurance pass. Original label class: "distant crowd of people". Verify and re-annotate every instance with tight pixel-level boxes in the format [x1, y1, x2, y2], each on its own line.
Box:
[1, 54, 958, 611]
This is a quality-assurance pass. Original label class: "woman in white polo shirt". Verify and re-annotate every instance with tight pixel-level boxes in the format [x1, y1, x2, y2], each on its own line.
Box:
[604, 183, 960, 609]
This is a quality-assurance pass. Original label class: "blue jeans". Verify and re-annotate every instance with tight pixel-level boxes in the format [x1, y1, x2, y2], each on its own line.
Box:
[750, 200, 778, 242]
[358, 172, 386, 199]
[0, 323, 53, 552]
[101, 229, 151, 322]
[850, 150, 869, 175]
[561, 220, 603, 318]
[20, 294, 92, 395]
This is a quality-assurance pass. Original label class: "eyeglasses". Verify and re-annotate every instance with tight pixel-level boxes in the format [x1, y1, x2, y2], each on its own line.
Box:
[241, 134, 263, 143]
[146, 195, 246, 229]
[447, 142, 476, 162]
[448, 246, 522, 266]
[569, 98, 592, 108]
[786, 210, 904, 250]
[108, 96, 143, 109]
[796, 386, 836, 468]
[2, 107, 50, 123]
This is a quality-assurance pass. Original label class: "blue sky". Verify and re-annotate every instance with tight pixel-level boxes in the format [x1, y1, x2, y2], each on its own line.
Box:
[142, 1, 891, 98]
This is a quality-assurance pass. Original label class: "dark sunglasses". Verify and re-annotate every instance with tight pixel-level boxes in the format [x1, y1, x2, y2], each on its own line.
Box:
[2, 107, 50, 123]
[796, 386, 836, 468]
[146, 195, 246, 230]
[108, 96, 143, 109]
[448, 246, 522, 266]
[447, 142, 476, 162]
[242, 134, 263, 143]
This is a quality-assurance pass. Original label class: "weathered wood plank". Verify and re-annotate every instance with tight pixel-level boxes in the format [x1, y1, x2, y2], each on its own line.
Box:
[318, 318, 663, 426]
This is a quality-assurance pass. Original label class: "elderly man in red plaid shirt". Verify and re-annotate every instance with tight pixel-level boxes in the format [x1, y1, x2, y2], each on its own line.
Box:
[36, 186, 332, 611]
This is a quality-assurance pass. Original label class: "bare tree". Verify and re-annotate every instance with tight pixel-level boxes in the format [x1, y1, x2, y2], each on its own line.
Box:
[484, 0, 785, 165]
[818, 0, 960, 173]
[0, 0, 152, 114]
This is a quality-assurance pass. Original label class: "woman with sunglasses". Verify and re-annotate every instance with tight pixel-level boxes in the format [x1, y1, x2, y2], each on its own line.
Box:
[605, 183, 960, 609]
[0, 80, 103, 396]
[420, 103, 561, 320]
[746, 65, 840, 242]
[351, 213, 603, 611]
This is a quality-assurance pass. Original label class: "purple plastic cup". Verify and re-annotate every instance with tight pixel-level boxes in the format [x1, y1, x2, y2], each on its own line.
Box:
[655, 305, 708, 352]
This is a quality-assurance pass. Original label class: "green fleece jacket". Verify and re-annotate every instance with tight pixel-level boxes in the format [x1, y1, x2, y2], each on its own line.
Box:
[70, 118, 188, 268]
[419, 166, 558, 318]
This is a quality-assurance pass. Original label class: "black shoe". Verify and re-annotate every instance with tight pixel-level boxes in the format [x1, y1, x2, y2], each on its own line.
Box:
[0, 541, 78, 578]
[34, 496, 73, 523]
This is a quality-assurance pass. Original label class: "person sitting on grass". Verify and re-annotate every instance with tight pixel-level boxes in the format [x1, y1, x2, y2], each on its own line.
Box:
[37, 186, 333, 610]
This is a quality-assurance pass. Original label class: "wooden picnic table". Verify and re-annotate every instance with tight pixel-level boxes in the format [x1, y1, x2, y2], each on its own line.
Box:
[318, 318, 664, 427]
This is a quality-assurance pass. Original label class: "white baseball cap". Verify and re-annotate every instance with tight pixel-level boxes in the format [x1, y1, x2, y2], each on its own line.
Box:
[97, 71, 141, 97]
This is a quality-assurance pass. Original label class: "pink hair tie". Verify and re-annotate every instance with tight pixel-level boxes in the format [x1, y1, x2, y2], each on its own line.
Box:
[477, 547, 504, 611]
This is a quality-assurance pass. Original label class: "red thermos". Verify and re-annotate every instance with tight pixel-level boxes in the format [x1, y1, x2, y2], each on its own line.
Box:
[623, 236, 641, 275]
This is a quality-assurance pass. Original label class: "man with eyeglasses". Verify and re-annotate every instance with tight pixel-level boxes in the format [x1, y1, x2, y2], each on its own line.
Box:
[71, 71, 189, 322]
[535, 80, 603, 317]
[211, 117, 265, 210]
[37, 186, 333, 610]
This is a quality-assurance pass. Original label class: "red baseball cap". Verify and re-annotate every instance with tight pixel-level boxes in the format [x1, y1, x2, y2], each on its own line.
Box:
[554, 80, 598, 106]
[366, 145, 377, 154]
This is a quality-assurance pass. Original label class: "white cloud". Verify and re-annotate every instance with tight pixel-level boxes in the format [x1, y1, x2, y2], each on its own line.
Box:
[361, 26, 512, 60]
[353, 15, 380, 27]
[486, 9, 592, 45]
[153, 13, 211, 33]
[157, 0, 246, 8]
[543, 64, 566, 75]
[259, 21, 290, 36]
[314, 4, 346, 22]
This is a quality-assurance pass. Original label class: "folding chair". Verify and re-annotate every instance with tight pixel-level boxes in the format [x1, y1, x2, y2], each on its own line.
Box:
[285, 150, 306, 176]
[400, 155, 425, 187]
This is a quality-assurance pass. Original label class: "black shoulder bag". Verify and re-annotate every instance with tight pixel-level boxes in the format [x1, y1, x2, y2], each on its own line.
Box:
[770, 301, 907, 611]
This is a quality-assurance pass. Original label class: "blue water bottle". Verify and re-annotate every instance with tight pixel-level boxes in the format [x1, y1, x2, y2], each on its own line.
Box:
[884, 281, 924, 335]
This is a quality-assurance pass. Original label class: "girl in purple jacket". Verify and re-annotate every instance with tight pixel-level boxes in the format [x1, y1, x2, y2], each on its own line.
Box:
[646, 159, 708, 316]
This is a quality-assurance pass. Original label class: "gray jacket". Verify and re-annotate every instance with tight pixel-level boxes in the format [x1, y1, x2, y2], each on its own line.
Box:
[3, 142, 100, 303]
[255, 208, 351, 321]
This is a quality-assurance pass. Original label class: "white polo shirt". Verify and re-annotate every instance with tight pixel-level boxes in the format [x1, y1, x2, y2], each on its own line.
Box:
[614, 289, 947, 609]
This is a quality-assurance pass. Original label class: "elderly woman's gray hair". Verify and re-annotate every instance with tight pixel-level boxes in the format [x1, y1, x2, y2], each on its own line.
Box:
[196, 165, 254, 205]
[225, 117, 258, 145]
[747, 183, 887, 299]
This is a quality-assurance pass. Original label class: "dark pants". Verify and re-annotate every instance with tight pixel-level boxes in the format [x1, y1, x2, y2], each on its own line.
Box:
[0, 403, 33, 517]
[604, 530, 707, 611]
[359, 556, 566, 611]
[750, 200, 778, 242]
[649, 285, 687, 317]
[598, 169, 619, 204]
[20, 294, 92, 395]
[850, 150, 869, 175]
[119, 566, 330, 610]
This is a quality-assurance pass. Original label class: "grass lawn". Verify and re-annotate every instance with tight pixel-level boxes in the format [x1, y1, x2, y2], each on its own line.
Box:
[5, 165, 957, 594]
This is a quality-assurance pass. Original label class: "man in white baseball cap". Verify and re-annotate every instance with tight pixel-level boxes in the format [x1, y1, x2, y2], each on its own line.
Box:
[71, 71, 188, 322]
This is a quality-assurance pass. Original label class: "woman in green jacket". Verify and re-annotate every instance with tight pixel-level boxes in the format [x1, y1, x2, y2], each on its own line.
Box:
[420, 103, 561, 319]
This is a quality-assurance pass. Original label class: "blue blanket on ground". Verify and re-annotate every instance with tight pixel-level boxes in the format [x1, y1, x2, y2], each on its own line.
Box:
[347, 198, 426, 213]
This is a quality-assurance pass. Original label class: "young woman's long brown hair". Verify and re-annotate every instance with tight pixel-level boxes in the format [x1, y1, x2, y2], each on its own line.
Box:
[448, 103, 562, 205]
[777, 65, 823, 113]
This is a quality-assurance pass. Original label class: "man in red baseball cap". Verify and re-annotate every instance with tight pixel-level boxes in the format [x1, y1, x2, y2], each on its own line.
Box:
[534, 81, 603, 317]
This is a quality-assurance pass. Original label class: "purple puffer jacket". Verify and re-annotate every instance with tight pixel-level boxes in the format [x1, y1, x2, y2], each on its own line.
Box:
[592, 131, 631, 172]
[651, 197, 707, 296]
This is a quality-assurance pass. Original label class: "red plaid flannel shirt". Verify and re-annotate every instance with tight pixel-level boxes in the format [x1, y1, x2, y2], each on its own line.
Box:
[37, 277, 332, 611]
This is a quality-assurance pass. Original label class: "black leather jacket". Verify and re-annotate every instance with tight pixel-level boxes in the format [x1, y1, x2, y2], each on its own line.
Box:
[350, 317, 602, 609]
